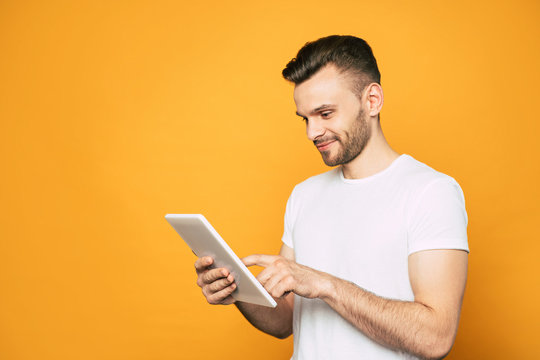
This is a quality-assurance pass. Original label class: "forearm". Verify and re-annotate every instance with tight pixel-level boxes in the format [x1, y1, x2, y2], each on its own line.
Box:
[235, 295, 293, 339]
[320, 277, 455, 360]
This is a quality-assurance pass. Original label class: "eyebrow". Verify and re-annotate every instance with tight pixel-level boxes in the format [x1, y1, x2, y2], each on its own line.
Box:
[296, 104, 335, 118]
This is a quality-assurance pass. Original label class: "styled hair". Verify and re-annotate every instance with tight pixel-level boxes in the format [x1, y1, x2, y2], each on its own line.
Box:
[282, 35, 381, 98]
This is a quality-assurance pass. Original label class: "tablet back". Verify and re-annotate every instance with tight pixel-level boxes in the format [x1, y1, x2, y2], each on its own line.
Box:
[165, 214, 277, 308]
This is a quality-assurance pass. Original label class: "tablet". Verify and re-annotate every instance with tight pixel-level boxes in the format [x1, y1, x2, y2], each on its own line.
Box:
[165, 214, 277, 308]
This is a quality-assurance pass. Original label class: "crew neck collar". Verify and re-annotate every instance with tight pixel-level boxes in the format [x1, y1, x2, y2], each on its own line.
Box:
[338, 154, 408, 184]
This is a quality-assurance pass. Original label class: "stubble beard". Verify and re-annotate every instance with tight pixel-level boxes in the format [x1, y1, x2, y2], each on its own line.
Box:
[319, 107, 371, 167]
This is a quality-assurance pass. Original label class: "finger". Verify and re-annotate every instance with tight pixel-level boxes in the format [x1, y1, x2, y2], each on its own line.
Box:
[261, 269, 290, 296]
[202, 267, 230, 284]
[242, 254, 278, 267]
[194, 256, 214, 273]
[207, 283, 237, 305]
[207, 275, 235, 293]
[263, 271, 285, 292]
[257, 256, 290, 284]
[256, 266, 276, 286]
[267, 275, 294, 298]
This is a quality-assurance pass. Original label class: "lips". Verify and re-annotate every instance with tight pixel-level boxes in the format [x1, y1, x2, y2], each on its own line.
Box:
[316, 140, 336, 151]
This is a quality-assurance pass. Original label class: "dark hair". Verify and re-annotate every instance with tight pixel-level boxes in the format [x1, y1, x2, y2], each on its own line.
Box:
[282, 35, 381, 97]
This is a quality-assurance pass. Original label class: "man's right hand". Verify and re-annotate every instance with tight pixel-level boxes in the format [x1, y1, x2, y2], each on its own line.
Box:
[194, 256, 237, 305]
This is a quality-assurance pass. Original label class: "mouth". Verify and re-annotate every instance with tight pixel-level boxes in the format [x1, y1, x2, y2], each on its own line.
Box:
[315, 140, 336, 151]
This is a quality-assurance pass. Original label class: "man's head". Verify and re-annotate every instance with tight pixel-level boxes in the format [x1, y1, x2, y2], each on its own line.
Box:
[282, 35, 383, 167]
[282, 35, 381, 104]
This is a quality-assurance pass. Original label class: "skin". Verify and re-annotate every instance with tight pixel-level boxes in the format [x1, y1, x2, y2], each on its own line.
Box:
[194, 64, 468, 359]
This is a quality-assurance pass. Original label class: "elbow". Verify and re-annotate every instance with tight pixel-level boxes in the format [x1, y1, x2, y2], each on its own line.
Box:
[273, 327, 293, 340]
[424, 345, 452, 360]
[419, 333, 455, 360]
[253, 320, 292, 339]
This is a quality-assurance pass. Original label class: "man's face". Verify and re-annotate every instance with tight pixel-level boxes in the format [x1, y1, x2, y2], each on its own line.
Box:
[293, 64, 371, 167]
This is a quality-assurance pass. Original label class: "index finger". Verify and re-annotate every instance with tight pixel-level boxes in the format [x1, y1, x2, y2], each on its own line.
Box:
[242, 254, 278, 268]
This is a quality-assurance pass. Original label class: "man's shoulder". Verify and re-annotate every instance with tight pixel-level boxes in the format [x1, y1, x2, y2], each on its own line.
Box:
[398, 154, 463, 196]
[400, 154, 458, 181]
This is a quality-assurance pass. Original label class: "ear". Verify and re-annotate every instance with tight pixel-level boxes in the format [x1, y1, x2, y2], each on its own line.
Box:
[364, 83, 384, 117]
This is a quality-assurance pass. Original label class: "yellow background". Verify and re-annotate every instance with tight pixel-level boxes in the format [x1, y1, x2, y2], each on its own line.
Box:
[1, 0, 539, 359]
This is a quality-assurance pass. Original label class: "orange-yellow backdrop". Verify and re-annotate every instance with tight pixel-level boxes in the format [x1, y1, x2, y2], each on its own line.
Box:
[1, 0, 539, 359]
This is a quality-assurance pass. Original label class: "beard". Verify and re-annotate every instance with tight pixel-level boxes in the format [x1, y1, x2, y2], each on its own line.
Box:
[315, 106, 371, 167]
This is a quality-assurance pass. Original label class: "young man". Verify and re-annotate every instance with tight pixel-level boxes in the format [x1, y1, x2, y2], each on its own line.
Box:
[194, 35, 469, 360]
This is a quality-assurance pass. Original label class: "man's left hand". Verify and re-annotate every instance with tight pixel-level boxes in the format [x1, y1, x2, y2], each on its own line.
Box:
[242, 254, 330, 299]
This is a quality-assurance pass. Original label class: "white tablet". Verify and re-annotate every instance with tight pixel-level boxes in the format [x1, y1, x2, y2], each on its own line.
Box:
[165, 214, 277, 308]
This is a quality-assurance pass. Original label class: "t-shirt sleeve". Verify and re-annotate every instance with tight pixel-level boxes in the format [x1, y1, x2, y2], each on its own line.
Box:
[281, 187, 297, 249]
[407, 177, 469, 255]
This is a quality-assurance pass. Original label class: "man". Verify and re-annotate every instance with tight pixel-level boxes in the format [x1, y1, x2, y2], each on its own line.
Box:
[194, 35, 469, 359]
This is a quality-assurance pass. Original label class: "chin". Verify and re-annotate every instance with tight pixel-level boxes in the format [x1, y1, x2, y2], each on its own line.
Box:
[321, 154, 340, 167]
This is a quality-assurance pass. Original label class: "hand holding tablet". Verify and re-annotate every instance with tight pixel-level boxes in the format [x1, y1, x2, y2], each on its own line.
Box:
[165, 214, 277, 308]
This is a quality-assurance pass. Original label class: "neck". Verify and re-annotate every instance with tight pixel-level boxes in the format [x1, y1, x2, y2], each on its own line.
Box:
[341, 120, 400, 179]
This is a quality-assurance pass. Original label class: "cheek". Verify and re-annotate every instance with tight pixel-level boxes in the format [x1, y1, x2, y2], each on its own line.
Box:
[329, 125, 345, 141]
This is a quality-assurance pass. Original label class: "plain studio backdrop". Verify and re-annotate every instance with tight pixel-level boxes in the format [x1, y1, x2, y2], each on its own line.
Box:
[0, 1, 539, 359]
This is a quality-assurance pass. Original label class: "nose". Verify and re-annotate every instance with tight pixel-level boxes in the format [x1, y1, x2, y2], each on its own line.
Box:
[306, 118, 325, 142]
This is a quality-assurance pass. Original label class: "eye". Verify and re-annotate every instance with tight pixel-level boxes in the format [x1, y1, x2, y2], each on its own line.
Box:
[321, 111, 332, 118]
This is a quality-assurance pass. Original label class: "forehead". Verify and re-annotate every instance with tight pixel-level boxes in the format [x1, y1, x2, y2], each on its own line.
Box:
[293, 64, 357, 113]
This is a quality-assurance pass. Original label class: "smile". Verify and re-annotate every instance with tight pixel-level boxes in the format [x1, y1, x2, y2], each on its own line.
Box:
[316, 140, 336, 151]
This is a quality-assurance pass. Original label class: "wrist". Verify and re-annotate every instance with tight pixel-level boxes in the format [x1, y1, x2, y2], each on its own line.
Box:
[316, 272, 336, 301]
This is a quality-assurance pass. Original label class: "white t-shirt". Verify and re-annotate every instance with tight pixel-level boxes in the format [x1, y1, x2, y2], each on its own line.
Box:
[281, 154, 469, 360]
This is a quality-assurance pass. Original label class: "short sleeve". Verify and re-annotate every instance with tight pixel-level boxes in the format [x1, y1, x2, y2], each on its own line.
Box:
[407, 177, 469, 255]
[281, 187, 297, 249]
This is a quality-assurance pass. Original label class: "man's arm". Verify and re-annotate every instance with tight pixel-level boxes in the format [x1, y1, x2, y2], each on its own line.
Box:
[194, 244, 294, 339]
[235, 244, 294, 338]
[243, 249, 468, 360]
